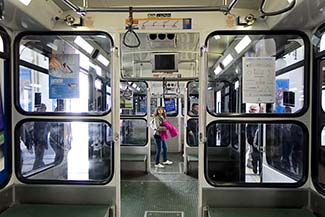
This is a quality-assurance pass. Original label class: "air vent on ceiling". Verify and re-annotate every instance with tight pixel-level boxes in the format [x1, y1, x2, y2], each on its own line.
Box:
[148, 33, 176, 48]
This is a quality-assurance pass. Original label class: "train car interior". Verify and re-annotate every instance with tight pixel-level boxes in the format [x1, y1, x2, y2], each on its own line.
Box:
[0, 0, 324, 217]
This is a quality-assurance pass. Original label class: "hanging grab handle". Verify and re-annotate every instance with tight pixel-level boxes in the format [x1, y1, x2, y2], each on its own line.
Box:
[122, 7, 141, 48]
[260, 0, 296, 17]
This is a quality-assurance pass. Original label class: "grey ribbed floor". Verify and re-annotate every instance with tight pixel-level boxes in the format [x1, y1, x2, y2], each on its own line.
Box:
[121, 153, 198, 217]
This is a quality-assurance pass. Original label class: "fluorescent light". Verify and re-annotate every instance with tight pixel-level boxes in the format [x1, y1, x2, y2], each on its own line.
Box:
[222, 54, 233, 67]
[287, 0, 294, 3]
[95, 80, 102, 89]
[46, 43, 57, 51]
[214, 65, 222, 75]
[208, 87, 213, 90]
[19, 0, 32, 6]
[235, 81, 239, 89]
[214, 35, 221, 40]
[97, 54, 110, 67]
[74, 36, 94, 54]
[234, 35, 252, 53]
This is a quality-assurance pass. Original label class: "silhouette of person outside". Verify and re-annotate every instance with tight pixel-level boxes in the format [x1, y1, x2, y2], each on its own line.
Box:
[246, 105, 257, 170]
[49, 103, 71, 163]
[33, 103, 49, 169]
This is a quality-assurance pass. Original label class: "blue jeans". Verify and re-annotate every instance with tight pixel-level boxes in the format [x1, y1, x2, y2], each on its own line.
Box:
[154, 135, 167, 164]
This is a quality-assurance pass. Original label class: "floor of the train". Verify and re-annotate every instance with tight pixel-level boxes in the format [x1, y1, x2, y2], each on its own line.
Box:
[121, 153, 198, 217]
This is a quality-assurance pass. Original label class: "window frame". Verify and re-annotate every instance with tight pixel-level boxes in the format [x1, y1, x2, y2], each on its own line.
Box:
[0, 27, 11, 189]
[14, 31, 114, 116]
[120, 80, 148, 117]
[312, 23, 325, 194]
[204, 30, 310, 118]
[14, 118, 114, 185]
[120, 117, 148, 146]
[204, 120, 309, 188]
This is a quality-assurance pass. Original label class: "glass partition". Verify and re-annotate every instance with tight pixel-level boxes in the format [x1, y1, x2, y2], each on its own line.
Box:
[120, 81, 147, 116]
[313, 26, 325, 193]
[17, 121, 113, 183]
[120, 119, 147, 146]
[17, 33, 113, 114]
[187, 118, 198, 146]
[187, 81, 199, 117]
[206, 32, 308, 115]
[205, 122, 307, 186]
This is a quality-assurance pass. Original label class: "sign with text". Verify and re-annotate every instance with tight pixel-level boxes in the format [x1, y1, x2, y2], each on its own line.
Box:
[125, 18, 192, 30]
[243, 57, 275, 103]
[49, 54, 80, 99]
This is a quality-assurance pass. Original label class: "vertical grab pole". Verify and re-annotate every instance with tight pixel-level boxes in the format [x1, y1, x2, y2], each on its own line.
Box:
[178, 94, 182, 153]
[147, 84, 152, 173]
[184, 87, 188, 174]
[112, 43, 121, 217]
[198, 45, 208, 217]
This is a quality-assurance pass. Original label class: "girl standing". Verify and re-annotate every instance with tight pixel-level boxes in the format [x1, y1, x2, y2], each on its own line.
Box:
[152, 106, 173, 168]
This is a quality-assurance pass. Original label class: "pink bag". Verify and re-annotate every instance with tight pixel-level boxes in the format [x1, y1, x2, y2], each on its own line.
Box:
[162, 120, 178, 138]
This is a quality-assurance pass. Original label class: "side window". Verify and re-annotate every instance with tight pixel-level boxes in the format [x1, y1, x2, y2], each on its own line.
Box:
[313, 25, 325, 193]
[17, 34, 113, 114]
[206, 33, 307, 115]
[120, 119, 147, 146]
[120, 81, 147, 116]
[205, 122, 307, 185]
[15, 32, 114, 184]
[17, 121, 113, 182]
[205, 31, 309, 187]
[0, 31, 10, 188]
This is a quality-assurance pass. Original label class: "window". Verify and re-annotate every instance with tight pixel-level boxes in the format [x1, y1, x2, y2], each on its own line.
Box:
[120, 119, 147, 146]
[187, 118, 199, 147]
[120, 81, 147, 116]
[17, 33, 113, 114]
[187, 81, 199, 117]
[205, 31, 309, 188]
[14, 32, 114, 185]
[206, 33, 308, 115]
[17, 121, 113, 183]
[0, 31, 10, 188]
[313, 26, 325, 194]
[205, 122, 307, 186]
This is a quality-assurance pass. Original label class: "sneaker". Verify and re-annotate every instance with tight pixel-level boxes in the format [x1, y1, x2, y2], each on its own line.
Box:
[154, 163, 165, 168]
[162, 160, 173, 165]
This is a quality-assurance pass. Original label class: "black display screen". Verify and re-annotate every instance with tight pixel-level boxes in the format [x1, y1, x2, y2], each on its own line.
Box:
[153, 54, 177, 72]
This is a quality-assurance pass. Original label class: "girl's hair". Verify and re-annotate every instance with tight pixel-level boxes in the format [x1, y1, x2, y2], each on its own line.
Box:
[153, 106, 166, 118]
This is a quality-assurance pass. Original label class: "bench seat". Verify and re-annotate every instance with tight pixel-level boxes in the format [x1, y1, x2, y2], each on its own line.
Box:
[121, 154, 147, 173]
[208, 208, 316, 217]
[0, 204, 111, 217]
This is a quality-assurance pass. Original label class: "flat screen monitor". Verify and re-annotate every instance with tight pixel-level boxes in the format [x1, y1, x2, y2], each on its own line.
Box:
[164, 98, 176, 113]
[283, 91, 295, 107]
[152, 53, 178, 72]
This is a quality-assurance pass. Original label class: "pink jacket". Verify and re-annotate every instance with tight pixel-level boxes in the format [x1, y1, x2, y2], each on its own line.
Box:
[160, 120, 178, 141]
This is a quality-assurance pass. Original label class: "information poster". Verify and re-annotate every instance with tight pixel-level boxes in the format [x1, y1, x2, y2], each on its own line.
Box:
[49, 54, 80, 99]
[242, 57, 275, 103]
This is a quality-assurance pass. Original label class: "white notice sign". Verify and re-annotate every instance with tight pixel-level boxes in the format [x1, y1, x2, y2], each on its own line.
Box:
[243, 57, 275, 103]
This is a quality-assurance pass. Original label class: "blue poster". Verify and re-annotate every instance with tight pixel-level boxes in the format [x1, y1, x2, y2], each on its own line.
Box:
[49, 54, 80, 99]
[19, 67, 32, 111]
[275, 79, 289, 113]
